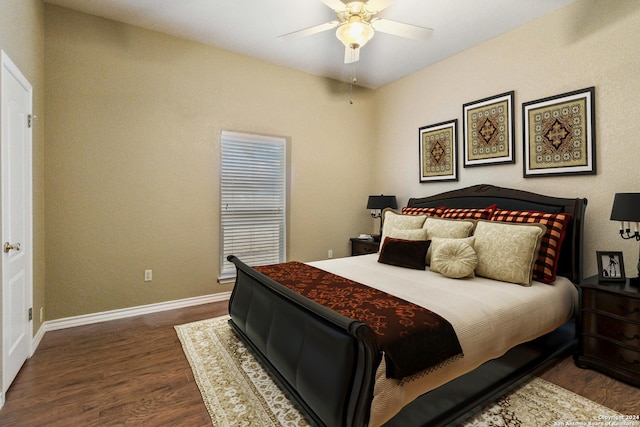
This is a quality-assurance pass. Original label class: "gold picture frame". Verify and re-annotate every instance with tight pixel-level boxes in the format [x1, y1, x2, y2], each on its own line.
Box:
[523, 87, 596, 178]
[419, 119, 458, 183]
[462, 91, 515, 167]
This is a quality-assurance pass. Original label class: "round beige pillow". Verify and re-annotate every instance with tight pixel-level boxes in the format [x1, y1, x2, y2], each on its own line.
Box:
[430, 240, 478, 279]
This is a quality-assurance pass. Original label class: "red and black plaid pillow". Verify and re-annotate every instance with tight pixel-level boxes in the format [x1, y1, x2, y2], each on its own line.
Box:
[490, 209, 572, 283]
[441, 204, 496, 220]
[401, 206, 445, 217]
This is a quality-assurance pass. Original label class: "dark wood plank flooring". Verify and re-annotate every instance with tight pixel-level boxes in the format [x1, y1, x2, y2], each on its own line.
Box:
[1, 301, 639, 426]
[539, 356, 640, 416]
[1, 302, 224, 426]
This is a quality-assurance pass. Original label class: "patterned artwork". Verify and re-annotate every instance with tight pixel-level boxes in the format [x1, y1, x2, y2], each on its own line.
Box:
[523, 87, 596, 177]
[419, 119, 458, 182]
[463, 91, 514, 167]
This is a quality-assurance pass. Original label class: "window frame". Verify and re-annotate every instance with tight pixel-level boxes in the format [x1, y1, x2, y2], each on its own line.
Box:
[219, 130, 287, 281]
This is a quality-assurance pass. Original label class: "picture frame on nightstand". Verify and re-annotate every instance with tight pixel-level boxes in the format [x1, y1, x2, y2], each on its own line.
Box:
[596, 251, 626, 282]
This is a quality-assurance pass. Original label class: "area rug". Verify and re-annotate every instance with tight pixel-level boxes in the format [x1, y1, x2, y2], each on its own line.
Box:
[176, 316, 630, 427]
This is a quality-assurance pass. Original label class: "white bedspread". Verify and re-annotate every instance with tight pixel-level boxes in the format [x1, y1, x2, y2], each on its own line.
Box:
[308, 254, 578, 427]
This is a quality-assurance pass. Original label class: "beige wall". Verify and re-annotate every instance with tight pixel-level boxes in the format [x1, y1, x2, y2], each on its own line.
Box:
[44, 5, 377, 319]
[373, 0, 640, 278]
[0, 0, 46, 392]
[7, 0, 638, 324]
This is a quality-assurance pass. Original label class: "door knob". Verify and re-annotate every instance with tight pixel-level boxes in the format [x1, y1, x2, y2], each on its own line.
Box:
[3, 242, 21, 253]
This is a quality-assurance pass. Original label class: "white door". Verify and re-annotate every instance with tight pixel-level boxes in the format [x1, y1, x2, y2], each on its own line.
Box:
[1, 51, 33, 395]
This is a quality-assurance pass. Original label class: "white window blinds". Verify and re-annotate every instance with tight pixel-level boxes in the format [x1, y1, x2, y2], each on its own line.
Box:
[220, 131, 287, 279]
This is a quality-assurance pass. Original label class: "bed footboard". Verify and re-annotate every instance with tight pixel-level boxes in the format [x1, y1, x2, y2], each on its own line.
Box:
[227, 255, 380, 427]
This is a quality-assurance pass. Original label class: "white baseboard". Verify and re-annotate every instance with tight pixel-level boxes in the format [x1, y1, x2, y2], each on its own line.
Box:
[30, 292, 231, 355]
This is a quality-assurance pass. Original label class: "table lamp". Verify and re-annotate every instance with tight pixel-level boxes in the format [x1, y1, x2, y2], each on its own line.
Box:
[367, 195, 397, 236]
[610, 192, 640, 285]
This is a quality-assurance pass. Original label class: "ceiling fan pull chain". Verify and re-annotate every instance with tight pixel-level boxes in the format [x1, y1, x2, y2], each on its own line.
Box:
[349, 63, 357, 104]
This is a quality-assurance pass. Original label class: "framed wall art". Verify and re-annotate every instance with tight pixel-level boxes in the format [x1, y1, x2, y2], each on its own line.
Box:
[523, 87, 596, 178]
[462, 91, 514, 167]
[419, 119, 458, 183]
[596, 251, 625, 282]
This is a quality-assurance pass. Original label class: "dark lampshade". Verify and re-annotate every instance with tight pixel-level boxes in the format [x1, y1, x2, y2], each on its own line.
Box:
[610, 193, 640, 222]
[367, 195, 398, 210]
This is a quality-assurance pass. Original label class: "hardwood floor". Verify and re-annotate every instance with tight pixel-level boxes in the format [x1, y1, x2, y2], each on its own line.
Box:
[1, 302, 225, 426]
[539, 356, 640, 416]
[2, 301, 639, 426]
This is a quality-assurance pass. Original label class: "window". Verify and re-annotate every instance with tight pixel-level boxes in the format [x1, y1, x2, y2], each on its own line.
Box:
[219, 131, 287, 280]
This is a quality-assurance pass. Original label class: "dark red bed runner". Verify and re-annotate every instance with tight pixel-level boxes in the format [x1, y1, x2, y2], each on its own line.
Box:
[255, 261, 463, 380]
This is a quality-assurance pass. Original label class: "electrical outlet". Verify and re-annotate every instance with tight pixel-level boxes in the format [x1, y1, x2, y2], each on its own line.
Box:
[144, 270, 152, 282]
[328, 249, 333, 259]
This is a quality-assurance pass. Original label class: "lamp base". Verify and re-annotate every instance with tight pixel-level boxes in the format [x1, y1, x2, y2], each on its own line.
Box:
[630, 276, 640, 287]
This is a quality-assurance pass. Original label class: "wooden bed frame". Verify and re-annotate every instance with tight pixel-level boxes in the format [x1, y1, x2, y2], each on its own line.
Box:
[227, 184, 588, 427]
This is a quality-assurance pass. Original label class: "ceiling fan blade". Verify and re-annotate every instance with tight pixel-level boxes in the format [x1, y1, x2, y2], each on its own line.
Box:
[321, 0, 347, 11]
[344, 45, 360, 64]
[371, 18, 432, 40]
[278, 21, 340, 40]
[365, 0, 391, 13]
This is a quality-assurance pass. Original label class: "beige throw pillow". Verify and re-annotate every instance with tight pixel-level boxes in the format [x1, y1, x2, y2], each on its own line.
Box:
[380, 209, 428, 249]
[423, 217, 476, 239]
[430, 239, 478, 279]
[423, 218, 476, 264]
[473, 220, 546, 286]
[385, 227, 429, 241]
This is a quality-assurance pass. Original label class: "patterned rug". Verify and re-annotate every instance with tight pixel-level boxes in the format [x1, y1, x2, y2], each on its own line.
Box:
[176, 316, 629, 427]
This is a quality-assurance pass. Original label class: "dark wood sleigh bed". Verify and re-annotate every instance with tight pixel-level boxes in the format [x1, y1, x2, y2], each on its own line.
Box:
[226, 184, 588, 427]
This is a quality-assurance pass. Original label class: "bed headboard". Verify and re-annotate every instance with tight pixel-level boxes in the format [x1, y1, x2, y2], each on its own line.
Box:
[407, 184, 588, 284]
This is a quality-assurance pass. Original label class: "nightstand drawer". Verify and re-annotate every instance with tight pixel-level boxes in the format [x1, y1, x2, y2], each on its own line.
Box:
[582, 288, 640, 322]
[350, 238, 380, 256]
[576, 276, 640, 385]
[582, 311, 640, 348]
[581, 336, 640, 375]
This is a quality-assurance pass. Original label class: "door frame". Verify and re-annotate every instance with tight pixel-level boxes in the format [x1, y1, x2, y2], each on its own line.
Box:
[1, 50, 34, 405]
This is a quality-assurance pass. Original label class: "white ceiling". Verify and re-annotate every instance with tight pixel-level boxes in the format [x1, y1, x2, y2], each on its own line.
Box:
[44, 0, 577, 89]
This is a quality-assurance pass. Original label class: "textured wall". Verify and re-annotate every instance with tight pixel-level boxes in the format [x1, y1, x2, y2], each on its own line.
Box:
[44, 6, 376, 319]
[373, 0, 640, 278]
[36, 0, 640, 322]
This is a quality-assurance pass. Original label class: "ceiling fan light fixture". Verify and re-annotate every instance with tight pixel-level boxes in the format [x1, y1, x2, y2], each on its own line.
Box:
[335, 17, 374, 48]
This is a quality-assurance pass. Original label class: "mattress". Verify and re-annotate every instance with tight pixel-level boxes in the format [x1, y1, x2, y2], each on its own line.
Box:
[308, 254, 578, 427]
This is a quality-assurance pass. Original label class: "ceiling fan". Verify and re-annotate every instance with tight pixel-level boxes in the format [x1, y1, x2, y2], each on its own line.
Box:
[279, 0, 432, 64]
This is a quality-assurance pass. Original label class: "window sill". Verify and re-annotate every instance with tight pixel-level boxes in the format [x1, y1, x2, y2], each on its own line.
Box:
[217, 275, 236, 286]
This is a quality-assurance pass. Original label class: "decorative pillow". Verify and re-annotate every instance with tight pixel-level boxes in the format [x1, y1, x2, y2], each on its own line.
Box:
[385, 227, 429, 242]
[378, 238, 431, 270]
[473, 220, 547, 286]
[491, 209, 572, 283]
[430, 239, 478, 279]
[426, 235, 475, 265]
[423, 217, 476, 239]
[401, 206, 445, 218]
[380, 209, 428, 251]
[429, 236, 476, 259]
[441, 204, 497, 220]
[423, 218, 476, 264]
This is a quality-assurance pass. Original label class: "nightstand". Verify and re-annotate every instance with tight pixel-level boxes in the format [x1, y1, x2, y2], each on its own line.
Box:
[575, 275, 640, 386]
[350, 237, 380, 256]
